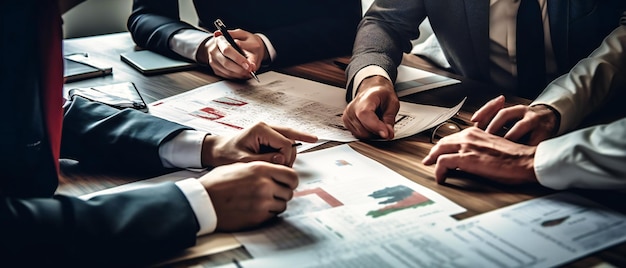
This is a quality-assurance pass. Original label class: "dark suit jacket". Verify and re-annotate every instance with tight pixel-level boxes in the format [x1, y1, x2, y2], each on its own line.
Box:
[1, 2, 199, 266]
[128, 0, 362, 67]
[347, 0, 626, 100]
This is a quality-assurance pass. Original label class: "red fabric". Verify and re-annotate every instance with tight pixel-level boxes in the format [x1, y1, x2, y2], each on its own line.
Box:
[38, 3, 64, 174]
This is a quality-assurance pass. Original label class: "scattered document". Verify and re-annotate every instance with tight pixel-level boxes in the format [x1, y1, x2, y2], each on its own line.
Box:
[148, 71, 465, 148]
[395, 65, 460, 97]
[234, 144, 466, 258]
[239, 192, 626, 268]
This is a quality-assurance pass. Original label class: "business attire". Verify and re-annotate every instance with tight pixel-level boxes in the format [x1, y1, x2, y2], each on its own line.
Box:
[347, 0, 626, 100]
[128, 0, 362, 68]
[533, 22, 626, 190]
[1, 2, 214, 266]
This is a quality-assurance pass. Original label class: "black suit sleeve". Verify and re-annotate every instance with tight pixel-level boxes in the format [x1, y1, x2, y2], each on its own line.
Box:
[127, 0, 197, 58]
[61, 96, 193, 171]
[1, 182, 199, 266]
[128, 0, 362, 67]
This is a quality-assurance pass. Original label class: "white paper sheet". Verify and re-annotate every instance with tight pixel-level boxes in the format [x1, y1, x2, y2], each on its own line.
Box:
[395, 65, 461, 97]
[234, 144, 466, 258]
[148, 71, 465, 148]
[238, 192, 626, 268]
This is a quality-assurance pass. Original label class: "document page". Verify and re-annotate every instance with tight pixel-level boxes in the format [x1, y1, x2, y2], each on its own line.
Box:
[395, 65, 461, 97]
[238, 192, 626, 268]
[234, 144, 466, 258]
[148, 71, 465, 146]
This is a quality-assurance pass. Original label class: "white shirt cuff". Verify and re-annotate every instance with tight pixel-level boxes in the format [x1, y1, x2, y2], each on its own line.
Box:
[170, 29, 212, 62]
[352, 65, 391, 100]
[159, 130, 207, 169]
[255, 33, 276, 63]
[175, 178, 217, 236]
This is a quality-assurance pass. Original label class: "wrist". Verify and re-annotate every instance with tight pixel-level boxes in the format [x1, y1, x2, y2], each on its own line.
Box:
[195, 37, 212, 65]
[523, 145, 540, 184]
[201, 134, 219, 167]
[531, 104, 561, 136]
[357, 75, 394, 98]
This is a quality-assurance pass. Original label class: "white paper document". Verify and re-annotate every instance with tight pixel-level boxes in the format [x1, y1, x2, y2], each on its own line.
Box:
[395, 65, 461, 97]
[234, 144, 466, 259]
[148, 71, 465, 145]
[239, 192, 626, 268]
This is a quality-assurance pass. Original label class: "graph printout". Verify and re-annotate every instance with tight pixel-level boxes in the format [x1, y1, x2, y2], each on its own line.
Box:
[238, 193, 626, 268]
[148, 71, 465, 144]
[233, 144, 465, 258]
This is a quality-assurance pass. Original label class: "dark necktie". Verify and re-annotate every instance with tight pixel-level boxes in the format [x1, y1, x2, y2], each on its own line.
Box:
[516, 0, 546, 99]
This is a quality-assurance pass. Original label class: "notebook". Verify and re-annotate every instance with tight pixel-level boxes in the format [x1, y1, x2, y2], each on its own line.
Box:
[67, 82, 149, 112]
[63, 53, 113, 83]
[120, 50, 197, 75]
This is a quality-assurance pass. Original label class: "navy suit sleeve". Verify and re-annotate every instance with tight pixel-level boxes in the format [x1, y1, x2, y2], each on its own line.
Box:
[1, 182, 200, 266]
[61, 96, 192, 171]
[127, 0, 197, 57]
[128, 0, 362, 67]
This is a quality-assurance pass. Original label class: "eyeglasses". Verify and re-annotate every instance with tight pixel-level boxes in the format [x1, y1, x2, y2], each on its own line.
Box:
[429, 120, 462, 144]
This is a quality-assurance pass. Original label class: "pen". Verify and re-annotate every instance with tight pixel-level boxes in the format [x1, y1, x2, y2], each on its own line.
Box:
[213, 19, 260, 83]
[232, 258, 243, 268]
[259, 143, 302, 154]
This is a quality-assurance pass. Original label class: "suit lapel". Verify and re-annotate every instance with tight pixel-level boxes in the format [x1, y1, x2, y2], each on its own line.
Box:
[463, 0, 490, 81]
[548, 0, 569, 73]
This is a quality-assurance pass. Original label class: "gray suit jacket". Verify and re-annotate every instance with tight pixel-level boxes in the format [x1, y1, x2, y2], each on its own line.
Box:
[347, 0, 626, 100]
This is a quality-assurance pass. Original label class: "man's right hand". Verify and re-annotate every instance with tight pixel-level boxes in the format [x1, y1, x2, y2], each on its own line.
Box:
[342, 76, 399, 140]
[198, 161, 298, 232]
[471, 95, 559, 145]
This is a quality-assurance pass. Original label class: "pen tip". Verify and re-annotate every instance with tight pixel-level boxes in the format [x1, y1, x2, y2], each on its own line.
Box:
[251, 72, 260, 83]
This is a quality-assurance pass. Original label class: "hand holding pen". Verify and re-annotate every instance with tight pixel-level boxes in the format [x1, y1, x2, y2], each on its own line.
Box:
[213, 19, 261, 82]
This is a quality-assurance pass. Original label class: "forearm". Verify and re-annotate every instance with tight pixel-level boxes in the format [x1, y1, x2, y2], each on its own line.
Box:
[61, 97, 191, 170]
[346, 0, 426, 100]
[128, 0, 196, 56]
[532, 26, 626, 134]
[0, 183, 198, 266]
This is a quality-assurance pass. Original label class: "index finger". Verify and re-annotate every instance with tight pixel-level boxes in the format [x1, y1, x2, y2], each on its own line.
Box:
[471, 95, 505, 129]
[269, 125, 319, 144]
[214, 32, 253, 72]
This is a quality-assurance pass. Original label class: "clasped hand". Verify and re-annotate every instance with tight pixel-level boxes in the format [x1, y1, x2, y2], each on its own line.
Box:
[198, 122, 317, 231]
[423, 95, 560, 185]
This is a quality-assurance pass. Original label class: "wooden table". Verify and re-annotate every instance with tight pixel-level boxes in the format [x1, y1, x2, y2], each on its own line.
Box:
[60, 32, 626, 267]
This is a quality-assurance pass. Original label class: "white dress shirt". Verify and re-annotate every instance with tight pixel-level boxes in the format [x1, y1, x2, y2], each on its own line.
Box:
[533, 25, 626, 189]
[159, 130, 217, 235]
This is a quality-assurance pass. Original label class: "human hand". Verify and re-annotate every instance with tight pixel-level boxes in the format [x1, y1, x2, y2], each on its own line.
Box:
[198, 161, 298, 232]
[471, 95, 559, 145]
[422, 127, 538, 185]
[204, 29, 266, 80]
[342, 76, 399, 139]
[201, 122, 318, 168]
